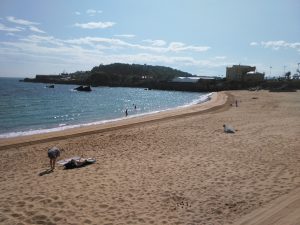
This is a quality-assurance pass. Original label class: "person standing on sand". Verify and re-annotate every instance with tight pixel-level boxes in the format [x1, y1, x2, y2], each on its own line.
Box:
[48, 147, 61, 171]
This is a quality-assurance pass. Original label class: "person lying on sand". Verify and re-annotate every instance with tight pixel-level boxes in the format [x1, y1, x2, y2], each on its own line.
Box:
[223, 124, 235, 133]
[48, 147, 63, 170]
[64, 157, 96, 169]
[70, 158, 86, 167]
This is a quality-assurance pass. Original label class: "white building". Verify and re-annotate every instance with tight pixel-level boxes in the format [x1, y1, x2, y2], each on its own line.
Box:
[172, 76, 215, 83]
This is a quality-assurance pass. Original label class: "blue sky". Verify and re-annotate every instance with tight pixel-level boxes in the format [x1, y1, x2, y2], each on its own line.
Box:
[0, 0, 299, 77]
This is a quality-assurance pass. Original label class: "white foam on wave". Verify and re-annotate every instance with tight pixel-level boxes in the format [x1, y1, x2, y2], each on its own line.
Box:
[0, 92, 213, 139]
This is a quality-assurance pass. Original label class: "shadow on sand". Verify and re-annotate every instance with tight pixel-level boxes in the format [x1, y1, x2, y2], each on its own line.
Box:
[39, 169, 53, 176]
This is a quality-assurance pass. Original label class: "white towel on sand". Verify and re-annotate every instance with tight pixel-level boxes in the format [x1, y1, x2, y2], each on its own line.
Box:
[223, 124, 235, 133]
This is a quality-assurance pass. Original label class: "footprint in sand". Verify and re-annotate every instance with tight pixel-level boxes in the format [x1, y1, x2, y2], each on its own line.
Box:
[98, 204, 109, 209]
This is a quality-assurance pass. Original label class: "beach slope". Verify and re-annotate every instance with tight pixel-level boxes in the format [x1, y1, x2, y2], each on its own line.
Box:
[232, 186, 300, 225]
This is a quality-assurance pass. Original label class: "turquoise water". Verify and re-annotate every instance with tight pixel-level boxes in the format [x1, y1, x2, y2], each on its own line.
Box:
[0, 77, 210, 138]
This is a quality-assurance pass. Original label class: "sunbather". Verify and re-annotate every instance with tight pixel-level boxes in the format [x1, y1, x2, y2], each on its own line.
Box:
[64, 157, 96, 169]
[223, 124, 235, 133]
[70, 158, 86, 167]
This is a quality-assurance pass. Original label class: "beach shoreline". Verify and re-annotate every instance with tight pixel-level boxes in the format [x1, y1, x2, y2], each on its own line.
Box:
[0, 90, 299, 225]
[0, 77, 211, 141]
[0, 92, 229, 150]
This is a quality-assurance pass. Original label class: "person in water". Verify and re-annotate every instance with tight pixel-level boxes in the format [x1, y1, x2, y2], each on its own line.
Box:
[125, 109, 128, 117]
[47, 147, 62, 170]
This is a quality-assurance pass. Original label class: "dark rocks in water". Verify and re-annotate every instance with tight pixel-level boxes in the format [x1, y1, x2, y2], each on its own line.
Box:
[46, 84, 54, 88]
[74, 85, 92, 92]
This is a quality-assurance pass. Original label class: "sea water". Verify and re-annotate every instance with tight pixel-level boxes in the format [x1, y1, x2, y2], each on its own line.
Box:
[0, 77, 211, 138]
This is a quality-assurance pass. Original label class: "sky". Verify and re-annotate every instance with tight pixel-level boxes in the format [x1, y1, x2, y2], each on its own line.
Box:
[0, 0, 299, 78]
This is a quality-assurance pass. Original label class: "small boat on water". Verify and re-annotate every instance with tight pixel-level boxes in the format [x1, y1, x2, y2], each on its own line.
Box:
[46, 84, 54, 88]
[74, 85, 92, 92]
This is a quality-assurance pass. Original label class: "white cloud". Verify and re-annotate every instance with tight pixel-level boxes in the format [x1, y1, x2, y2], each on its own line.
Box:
[1, 40, 101, 64]
[251, 40, 300, 52]
[168, 42, 210, 52]
[143, 39, 166, 46]
[262, 40, 285, 50]
[64, 36, 210, 53]
[169, 42, 185, 49]
[75, 11, 81, 15]
[114, 34, 136, 38]
[74, 21, 115, 29]
[10, 33, 209, 56]
[215, 56, 227, 60]
[250, 42, 258, 46]
[29, 26, 45, 33]
[0, 32, 216, 76]
[6, 16, 39, 26]
[0, 23, 22, 32]
[16, 26, 25, 31]
[261, 40, 300, 51]
[21, 35, 65, 46]
[65, 37, 126, 46]
[5, 16, 46, 34]
[86, 9, 102, 16]
[6, 32, 16, 36]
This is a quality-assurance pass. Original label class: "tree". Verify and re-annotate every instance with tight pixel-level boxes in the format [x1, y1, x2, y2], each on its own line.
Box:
[285, 71, 291, 80]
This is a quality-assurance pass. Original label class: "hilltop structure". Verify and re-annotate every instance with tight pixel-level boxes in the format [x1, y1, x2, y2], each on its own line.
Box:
[171, 76, 215, 83]
[226, 65, 264, 82]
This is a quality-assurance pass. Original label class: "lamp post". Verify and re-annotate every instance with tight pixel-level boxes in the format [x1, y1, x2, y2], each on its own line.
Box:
[269, 66, 272, 76]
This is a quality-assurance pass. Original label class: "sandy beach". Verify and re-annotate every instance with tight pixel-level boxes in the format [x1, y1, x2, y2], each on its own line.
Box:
[0, 90, 299, 225]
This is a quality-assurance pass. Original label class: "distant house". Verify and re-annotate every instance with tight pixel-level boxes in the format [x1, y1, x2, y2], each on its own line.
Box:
[293, 74, 300, 80]
[226, 65, 264, 82]
[172, 76, 215, 83]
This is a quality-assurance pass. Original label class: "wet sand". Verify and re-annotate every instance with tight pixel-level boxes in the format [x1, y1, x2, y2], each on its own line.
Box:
[0, 90, 299, 225]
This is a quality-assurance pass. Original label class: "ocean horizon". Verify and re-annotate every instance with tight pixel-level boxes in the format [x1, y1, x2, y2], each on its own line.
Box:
[0, 77, 211, 138]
